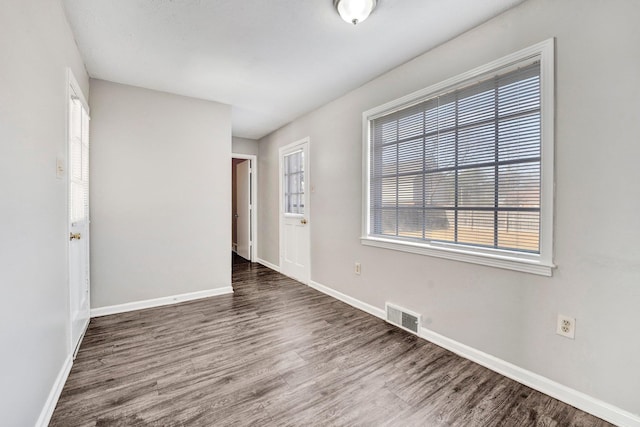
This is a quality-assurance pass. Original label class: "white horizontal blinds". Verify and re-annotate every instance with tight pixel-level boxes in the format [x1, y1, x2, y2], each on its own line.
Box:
[81, 107, 90, 220]
[284, 150, 305, 214]
[370, 60, 541, 253]
[69, 93, 90, 224]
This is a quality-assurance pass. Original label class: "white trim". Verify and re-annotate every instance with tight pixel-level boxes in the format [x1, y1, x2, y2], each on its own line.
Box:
[35, 354, 73, 427]
[72, 319, 90, 359]
[90, 287, 233, 317]
[67, 68, 89, 113]
[361, 38, 555, 276]
[538, 38, 555, 266]
[232, 153, 258, 262]
[278, 137, 312, 285]
[362, 237, 554, 276]
[308, 278, 640, 427]
[309, 280, 385, 319]
[256, 257, 281, 272]
[363, 39, 553, 119]
[419, 327, 640, 427]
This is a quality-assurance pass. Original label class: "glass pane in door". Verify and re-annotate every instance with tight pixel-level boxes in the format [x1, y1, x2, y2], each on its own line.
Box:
[284, 150, 304, 215]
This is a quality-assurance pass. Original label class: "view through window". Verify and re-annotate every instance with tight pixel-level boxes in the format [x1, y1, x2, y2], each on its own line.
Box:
[283, 150, 305, 215]
[369, 61, 541, 253]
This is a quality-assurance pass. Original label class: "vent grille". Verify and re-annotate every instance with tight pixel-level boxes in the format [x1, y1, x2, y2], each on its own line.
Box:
[385, 303, 420, 334]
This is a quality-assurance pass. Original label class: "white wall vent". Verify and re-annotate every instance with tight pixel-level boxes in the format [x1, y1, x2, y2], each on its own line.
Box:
[385, 303, 421, 335]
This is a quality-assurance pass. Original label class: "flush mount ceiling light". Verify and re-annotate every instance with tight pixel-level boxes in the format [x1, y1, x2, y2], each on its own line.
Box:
[334, 0, 377, 25]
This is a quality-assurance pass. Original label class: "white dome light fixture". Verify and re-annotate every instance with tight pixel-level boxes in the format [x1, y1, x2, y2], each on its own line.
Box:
[334, 0, 377, 25]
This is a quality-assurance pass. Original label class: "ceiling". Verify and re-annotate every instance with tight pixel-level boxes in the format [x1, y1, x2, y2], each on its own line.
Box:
[62, 0, 526, 140]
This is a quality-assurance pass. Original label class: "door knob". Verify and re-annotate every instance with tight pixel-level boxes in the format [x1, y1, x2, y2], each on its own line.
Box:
[70, 232, 81, 241]
[300, 218, 307, 225]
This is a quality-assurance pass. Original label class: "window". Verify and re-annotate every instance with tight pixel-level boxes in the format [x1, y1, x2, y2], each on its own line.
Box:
[69, 90, 90, 224]
[283, 149, 305, 215]
[362, 40, 555, 275]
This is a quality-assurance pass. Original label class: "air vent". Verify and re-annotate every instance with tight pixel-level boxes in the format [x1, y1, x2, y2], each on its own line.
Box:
[385, 303, 421, 335]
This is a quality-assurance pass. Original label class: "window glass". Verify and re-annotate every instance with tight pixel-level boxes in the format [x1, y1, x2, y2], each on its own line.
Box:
[284, 150, 305, 215]
[369, 62, 541, 253]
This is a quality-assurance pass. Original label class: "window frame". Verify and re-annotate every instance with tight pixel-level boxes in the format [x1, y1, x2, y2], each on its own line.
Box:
[361, 39, 555, 276]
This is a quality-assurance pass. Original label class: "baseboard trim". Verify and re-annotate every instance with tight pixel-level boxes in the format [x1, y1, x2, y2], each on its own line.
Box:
[418, 327, 639, 427]
[256, 257, 280, 272]
[90, 287, 234, 318]
[35, 353, 73, 427]
[308, 280, 386, 321]
[308, 279, 639, 427]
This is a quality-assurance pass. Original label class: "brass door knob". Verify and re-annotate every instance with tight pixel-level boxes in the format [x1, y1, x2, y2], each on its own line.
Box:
[300, 218, 307, 225]
[70, 232, 82, 241]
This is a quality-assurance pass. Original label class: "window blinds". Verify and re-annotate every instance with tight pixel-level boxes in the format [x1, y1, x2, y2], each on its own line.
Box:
[69, 97, 90, 224]
[369, 62, 541, 253]
[284, 150, 305, 215]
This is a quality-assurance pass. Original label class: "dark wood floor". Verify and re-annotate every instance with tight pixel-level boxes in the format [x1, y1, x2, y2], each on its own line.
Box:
[51, 257, 611, 426]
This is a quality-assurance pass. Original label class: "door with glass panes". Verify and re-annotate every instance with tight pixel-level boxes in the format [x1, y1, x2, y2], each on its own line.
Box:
[279, 139, 310, 284]
[68, 73, 90, 355]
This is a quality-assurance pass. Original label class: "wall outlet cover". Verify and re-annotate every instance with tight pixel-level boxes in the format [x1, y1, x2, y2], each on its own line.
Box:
[556, 314, 576, 339]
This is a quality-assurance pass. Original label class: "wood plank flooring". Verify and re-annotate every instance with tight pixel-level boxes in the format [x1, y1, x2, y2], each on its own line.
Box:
[50, 257, 612, 426]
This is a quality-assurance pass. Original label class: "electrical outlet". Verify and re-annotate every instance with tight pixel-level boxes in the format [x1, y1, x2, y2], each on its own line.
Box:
[354, 262, 361, 275]
[556, 314, 576, 339]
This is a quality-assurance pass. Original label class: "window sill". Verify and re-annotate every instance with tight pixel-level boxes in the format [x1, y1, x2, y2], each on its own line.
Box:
[361, 236, 555, 276]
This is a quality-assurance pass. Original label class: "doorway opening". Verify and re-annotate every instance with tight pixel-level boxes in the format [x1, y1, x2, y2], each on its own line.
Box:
[231, 154, 257, 263]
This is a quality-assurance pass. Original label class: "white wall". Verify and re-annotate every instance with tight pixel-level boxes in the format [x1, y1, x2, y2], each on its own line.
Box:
[258, 0, 640, 417]
[90, 80, 232, 308]
[232, 136, 259, 156]
[0, 1, 89, 425]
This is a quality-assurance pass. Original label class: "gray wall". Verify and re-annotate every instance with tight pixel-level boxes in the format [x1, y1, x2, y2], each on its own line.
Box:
[258, 0, 640, 415]
[90, 80, 232, 308]
[0, 1, 89, 425]
[232, 136, 259, 156]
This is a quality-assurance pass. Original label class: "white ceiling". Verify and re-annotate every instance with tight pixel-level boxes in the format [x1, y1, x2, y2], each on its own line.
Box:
[62, 0, 525, 140]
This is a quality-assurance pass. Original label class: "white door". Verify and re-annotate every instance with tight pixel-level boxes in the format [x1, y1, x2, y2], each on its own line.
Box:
[236, 159, 251, 261]
[280, 139, 310, 284]
[68, 74, 90, 355]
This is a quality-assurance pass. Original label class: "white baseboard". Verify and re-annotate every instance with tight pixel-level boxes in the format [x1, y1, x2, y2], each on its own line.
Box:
[90, 287, 234, 317]
[308, 280, 385, 319]
[256, 257, 280, 272]
[35, 354, 73, 427]
[308, 279, 640, 427]
[418, 327, 639, 427]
